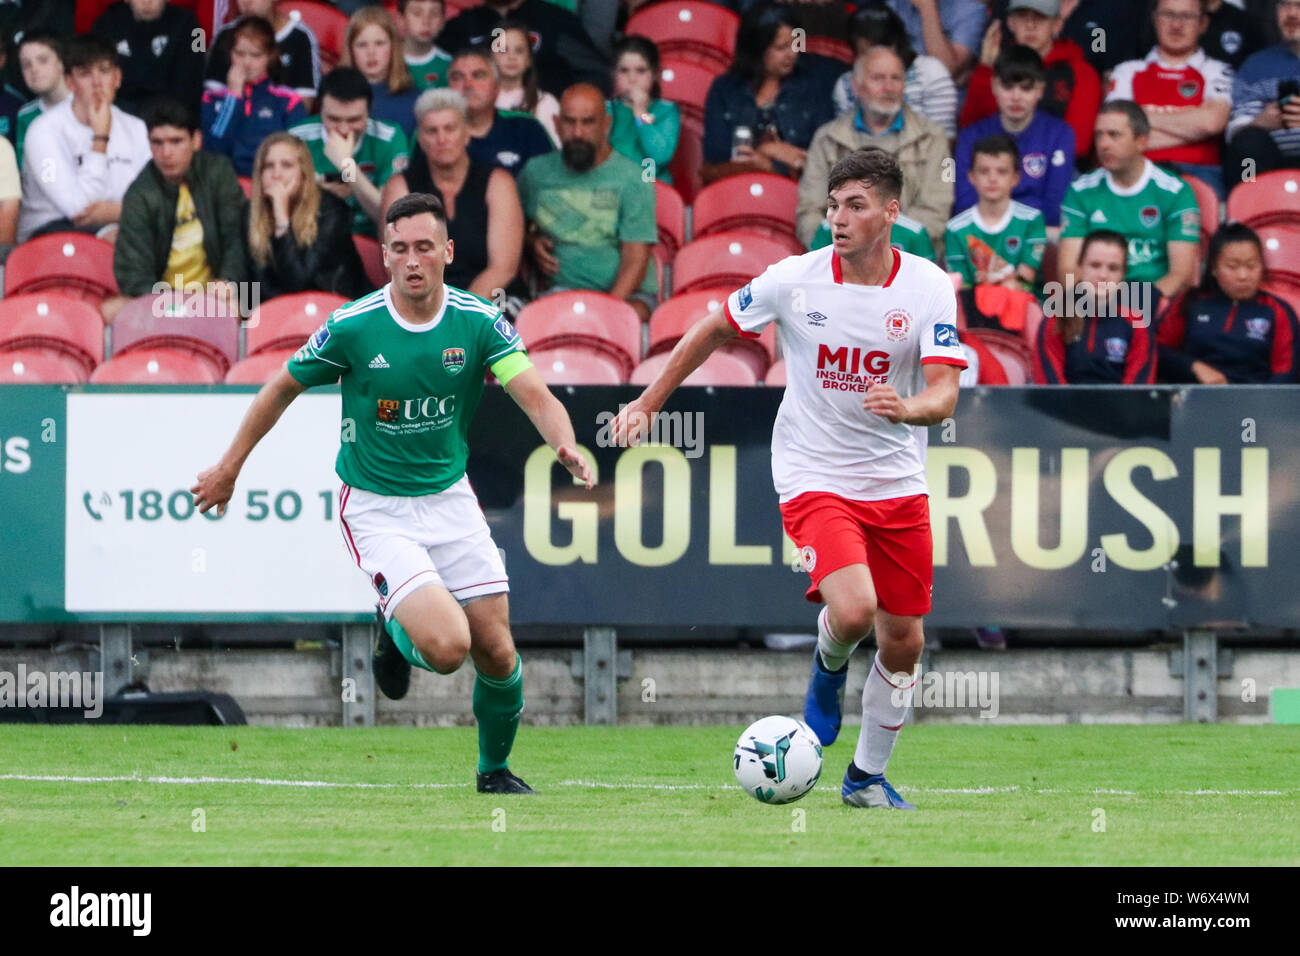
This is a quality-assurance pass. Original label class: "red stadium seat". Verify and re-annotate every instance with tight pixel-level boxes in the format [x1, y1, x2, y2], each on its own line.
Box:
[225, 349, 299, 385]
[647, 286, 775, 377]
[110, 292, 241, 378]
[0, 349, 87, 384]
[1263, 281, 1300, 320]
[0, 293, 105, 378]
[354, 235, 388, 291]
[655, 180, 687, 260]
[246, 292, 348, 355]
[672, 232, 795, 295]
[516, 292, 643, 376]
[1227, 171, 1300, 230]
[1022, 300, 1045, 347]
[90, 349, 224, 384]
[1185, 173, 1220, 244]
[659, 57, 718, 131]
[282, 1, 349, 71]
[963, 334, 1010, 385]
[1256, 224, 1300, 282]
[693, 173, 799, 243]
[75, 0, 116, 34]
[805, 37, 854, 64]
[4, 233, 118, 303]
[625, 1, 739, 72]
[667, 121, 705, 205]
[764, 358, 786, 386]
[238, 176, 253, 199]
[964, 329, 1034, 385]
[529, 347, 626, 385]
[630, 350, 757, 386]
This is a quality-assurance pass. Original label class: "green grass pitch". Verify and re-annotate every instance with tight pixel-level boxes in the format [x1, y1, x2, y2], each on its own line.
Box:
[1, 725, 1297, 865]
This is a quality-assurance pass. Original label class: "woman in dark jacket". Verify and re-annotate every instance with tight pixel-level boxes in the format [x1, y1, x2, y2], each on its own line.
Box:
[244, 132, 370, 301]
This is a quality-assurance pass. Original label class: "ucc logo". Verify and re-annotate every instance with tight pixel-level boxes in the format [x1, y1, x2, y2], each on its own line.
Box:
[376, 395, 457, 423]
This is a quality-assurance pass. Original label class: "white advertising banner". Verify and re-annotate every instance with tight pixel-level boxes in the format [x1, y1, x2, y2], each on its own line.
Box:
[65, 392, 375, 614]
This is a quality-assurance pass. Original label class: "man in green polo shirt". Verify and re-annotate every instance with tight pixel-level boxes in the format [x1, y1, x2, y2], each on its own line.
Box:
[191, 192, 593, 795]
[289, 67, 409, 237]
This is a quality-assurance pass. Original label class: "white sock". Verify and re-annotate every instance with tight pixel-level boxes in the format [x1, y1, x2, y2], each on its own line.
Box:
[816, 606, 862, 672]
[853, 652, 916, 776]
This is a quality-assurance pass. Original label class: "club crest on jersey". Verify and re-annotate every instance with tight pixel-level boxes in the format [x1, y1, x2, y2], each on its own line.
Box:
[377, 399, 400, 423]
[1178, 80, 1199, 99]
[1139, 205, 1160, 228]
[1245, 317, 1271, 340]
[309, 324, 330, 350]
[1023, 153, 1047, 179]
[1105, 336, 1128, 362]
[884, 309, 911, 341]
[737, 283, 753, 311]
[1005, 235, 1022, 256]
[443, 347, 466, 373]
[493, 316, 516, 341]
[373, 572, 389, 597]
[934, 324, 958, 348]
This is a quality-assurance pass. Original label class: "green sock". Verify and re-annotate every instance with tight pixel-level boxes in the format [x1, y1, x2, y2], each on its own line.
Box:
[473, 655, 524, 774]
[387, 616, 437, 672]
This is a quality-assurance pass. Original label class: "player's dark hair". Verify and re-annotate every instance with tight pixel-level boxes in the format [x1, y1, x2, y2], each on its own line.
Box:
[1197, 221, 1266, 300]
[612, 34, 663, 101]
[1080, 228, 1129, 263]
[319, 66, 374, 109]
[64, 35, 118, 73]
[385, 191, 448, 229]
[144, 97, 199, 134]
[1098, 99, 1151, 138]
[846, 4, 916, 70]
[730, 3, 801, 89]
[970, 133, 1020, 169]
[18, 31, 65, 65]
[398, 0, 444, 13]
[451, 45, 498, 78]
[993, 44, 1045, 87]
[827, 147, 903, 202]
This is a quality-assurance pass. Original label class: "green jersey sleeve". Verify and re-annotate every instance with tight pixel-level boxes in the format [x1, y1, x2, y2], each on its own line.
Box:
[1166, 181, 1201, 245]
[287, 316, 351, 387]
[1024, 212, 1048, 276]
[480, 311, 527, 371]
[1059, 183, 1089, 239]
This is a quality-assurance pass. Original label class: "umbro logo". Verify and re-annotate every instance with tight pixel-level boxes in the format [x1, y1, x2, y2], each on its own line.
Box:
[807, 311, 828, 326]
[369, 354, 390, 369]
[1090, 210, 1108, 224]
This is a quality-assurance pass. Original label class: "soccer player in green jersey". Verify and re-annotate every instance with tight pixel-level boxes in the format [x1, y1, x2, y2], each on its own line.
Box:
[192, 192, 593, 794]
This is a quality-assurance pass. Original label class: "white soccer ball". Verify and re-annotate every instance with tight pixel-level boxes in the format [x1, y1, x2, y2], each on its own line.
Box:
[733, 715, 824, 804]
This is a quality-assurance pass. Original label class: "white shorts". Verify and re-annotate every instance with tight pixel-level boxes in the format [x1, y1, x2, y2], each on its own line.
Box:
[338, 474, 509, 620]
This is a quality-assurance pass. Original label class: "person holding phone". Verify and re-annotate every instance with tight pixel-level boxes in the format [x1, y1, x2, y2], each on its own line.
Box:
[1224, 0, 1300, 185]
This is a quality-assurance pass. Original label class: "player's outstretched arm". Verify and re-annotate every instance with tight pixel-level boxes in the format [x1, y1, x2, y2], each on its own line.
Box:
[503, 366, 595, 490]
[611, 307, 737, 445]
[864, 364, 961, 426]
[191, 366, 309, 516]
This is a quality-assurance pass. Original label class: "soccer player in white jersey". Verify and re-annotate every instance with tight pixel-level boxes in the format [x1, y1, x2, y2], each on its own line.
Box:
[613, 148, 966, 809]
[192, 193, 593, 795]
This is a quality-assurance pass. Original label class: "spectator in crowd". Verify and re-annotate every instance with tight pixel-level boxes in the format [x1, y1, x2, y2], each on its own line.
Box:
[1224, 0, 1300, 183]
[381, 88, 525, 308]
[1140, 0, 1267, 70]
[607, 35, 679, 184]
[494, 20, 560, 145]
[15, 33, 70, 168]
[103, 97, 248, 324]
[947, 134, 1048, 293]
[1106, 0, 1234, 197]
[0, 37, 24, 149]
[1055, 0, 1146, 75]
[0, 134, 18, 249]
[437, 0, 611, 97]
[18, 36, 150, 243]
[206, 0, 322, 111]
[701, 4, 833, 184]
[1157, 221, 1300, 382]
[832, 4, 958, 139]
[201, 17, 306, 177]
[0, 2, 72, 97]
[963, 0, 1100, 161]
[244, 131, 370, 300]
[401, 0, 452, 92]
[289, 67, 409, 239]
[343, 5, 419, 136]
[1035, 228, 1158, 383]
[518, 83, 657, 320]
[446, 46, 553, 177]
[796, 45, 951, 251]
[881, 0, 988, 81]
[1059, 101, 1201, 306]
[92, 0, 204, 119]
[954, 46, 1074, 228]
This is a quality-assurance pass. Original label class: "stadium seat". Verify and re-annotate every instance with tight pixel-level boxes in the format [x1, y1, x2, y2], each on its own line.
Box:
[1263, 281, 1300, 320]
[963, 334, 1010, 385]
[625, 1, 739, 72]
[89, 348, 224, 384]
[110, 292, 241, 378]
[1022, 300, 1045, 347]
[1185, 173, 1220, 259]
[282, 1, 348, 71]
[246, 292, 348, 356]
[353, 235, 388, 291]
[630, 350, 757, 386]
[1226, 171, 1300, 229]
[0, 349, 87, 384]
[225, 348, 298, 385]
[4, 233, 118, 303]
[529, 347, 626, 385]
[655, 180, 687, 260]
[659, 57, 718, 132]
[804, 37, 854, 64]
[964, 329, 1034, 385]
[1255, 224, 1300, 282]
[514, 291, 643, 377]
[75, 0, 115, 34]
[647, 287, 775, 377]
[238, 176, 253, 199]
[0, 294, 105, 378]
[692, 173, 800, 244]
[667, 121, 705, 205]
[672, 232, 795, 295]
[763, 358, 786, 386]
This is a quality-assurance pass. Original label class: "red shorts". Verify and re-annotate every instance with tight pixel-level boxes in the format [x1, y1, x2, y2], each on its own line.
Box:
[779, 491, 933, 616]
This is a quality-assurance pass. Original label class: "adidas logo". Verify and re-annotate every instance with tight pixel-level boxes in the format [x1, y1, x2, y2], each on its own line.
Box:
[369, 354, 390, 369]
[1090, 210, 1108, 224]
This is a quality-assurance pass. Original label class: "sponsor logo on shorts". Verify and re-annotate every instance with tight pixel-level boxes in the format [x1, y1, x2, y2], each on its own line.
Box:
[884, 309, 911, 341]
[373, 572, 389, 597]
[800, 546, 816, 572]
[737, 283, 753, 311]
[934, 324, 958, 347]
[1139, 205, 1160, 229]
[443, 347, 466, 373]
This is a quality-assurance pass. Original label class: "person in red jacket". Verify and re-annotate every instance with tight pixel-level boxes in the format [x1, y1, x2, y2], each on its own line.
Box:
[961, 0, 1101, 162]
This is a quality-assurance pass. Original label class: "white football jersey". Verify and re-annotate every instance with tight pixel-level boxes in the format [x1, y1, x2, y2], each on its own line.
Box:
[726, 246, 966, 503]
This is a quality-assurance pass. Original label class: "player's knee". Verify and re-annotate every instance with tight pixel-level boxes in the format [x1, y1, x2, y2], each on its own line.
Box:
[411, 624, 471, 674]
[830, 599, 877, 641]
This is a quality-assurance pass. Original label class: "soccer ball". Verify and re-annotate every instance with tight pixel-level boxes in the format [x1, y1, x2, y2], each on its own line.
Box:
[733, 715, 824, 804]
